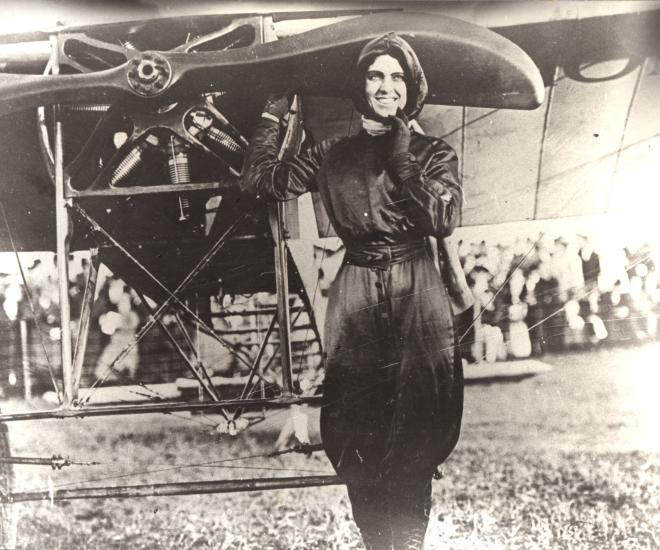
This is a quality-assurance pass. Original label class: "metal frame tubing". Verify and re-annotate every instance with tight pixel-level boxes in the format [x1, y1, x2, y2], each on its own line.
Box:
[8, 474, 343, 503]
[72, 248, 100, 395]
[73, 204, 250, 370]
[139, 293, 221, 403]
[0, 395, 323, 422]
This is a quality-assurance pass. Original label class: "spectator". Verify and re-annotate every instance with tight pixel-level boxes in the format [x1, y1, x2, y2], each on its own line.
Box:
[579, 235, 601, 291]
[532, 260, 563, 353]
[564, 291, 585, 349]
[2, 232, 658, 388]
[94, 291, 140, 381]
[508, 302, 531, 358]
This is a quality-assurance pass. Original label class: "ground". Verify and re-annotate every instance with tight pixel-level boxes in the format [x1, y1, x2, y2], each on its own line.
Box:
[3, 342, 660, 549]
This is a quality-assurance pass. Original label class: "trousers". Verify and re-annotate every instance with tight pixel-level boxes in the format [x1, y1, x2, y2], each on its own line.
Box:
[321, 241, 463, 549]
[348, 473, 432, 550]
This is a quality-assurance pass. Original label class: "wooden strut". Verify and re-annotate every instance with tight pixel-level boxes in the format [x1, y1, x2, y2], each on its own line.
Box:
[66, 179, 237, 199]
[274, 201, 294, 397]
[51, 33, 75, 407]
[231, 311, 279, 421]
[272, 93, 306, 397]
[7, 475, 343, 503]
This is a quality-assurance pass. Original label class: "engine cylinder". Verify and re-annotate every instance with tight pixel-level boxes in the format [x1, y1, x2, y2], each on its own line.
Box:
[168, 141, 192, 221]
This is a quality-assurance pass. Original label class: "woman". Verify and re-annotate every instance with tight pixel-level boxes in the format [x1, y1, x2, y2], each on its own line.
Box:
[242, 33, 464, 550]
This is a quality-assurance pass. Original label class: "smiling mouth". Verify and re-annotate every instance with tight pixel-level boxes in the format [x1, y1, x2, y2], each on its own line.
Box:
[375, 97, 397, 104]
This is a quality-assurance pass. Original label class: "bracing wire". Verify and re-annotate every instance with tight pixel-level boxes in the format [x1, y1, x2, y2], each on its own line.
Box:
[0, 201, 63, 404]
[22, 262, 656, 496]
[459, 235, 543, 342]
[9, 84, 658, 496]
[77, 210, 251, 404]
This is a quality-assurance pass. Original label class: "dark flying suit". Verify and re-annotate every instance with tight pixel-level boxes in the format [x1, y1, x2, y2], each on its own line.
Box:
[242, 34, 464, 550]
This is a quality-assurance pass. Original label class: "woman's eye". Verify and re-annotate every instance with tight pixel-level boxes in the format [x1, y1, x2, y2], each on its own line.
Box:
[366, 72, 382, 81]
[392, 74, 404, 82]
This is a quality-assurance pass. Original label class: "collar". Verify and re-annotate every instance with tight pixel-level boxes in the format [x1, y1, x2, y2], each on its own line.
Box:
[361, 115, 418, 136]
[361, 116, 391, 136]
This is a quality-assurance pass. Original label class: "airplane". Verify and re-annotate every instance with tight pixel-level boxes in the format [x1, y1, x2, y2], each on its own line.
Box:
[0, 2, 657, 546]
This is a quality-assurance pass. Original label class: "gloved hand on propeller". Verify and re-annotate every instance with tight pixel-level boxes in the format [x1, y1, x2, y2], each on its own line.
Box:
[262, 95, 291, 123]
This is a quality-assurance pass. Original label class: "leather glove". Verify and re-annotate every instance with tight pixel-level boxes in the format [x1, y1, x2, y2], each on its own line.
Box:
[262, 95, 290, 122]
[387, 109, 420, 183]
[388, 109, 411, 157]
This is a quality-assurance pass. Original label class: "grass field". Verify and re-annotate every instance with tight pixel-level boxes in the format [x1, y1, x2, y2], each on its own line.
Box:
[4, 342, 660, 549]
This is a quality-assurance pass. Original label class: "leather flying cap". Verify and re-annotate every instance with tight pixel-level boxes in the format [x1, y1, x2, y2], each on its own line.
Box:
[354, 32, 428, 120]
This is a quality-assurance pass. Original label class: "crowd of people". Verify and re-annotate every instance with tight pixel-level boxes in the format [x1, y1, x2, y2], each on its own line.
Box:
[0, 233, 658, 393]
[458, 235, 659, 363]
[0, 255, 188, 390]
[0, 255, 318, 392]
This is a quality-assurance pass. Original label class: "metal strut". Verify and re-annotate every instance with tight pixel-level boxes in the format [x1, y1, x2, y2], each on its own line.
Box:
[0, 395, 323, 422]
[0, 455, 100, 469]
[7, 475, 343, 503]
[137, 292, 224, 407]
[71, 206, 250, 404]
[72, 248, 100, 392]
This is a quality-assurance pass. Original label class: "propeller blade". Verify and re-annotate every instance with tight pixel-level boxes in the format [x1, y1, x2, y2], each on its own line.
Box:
[0, 12, 545, 117]
[166, 12, 546, 110]
[0, 67, 129, 117]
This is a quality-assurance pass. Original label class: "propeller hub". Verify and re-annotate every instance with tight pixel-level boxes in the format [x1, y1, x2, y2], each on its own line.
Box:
[127, 51, 172, 97]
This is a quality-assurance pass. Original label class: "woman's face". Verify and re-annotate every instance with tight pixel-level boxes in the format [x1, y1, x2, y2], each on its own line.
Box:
[364, 54, 407, 118]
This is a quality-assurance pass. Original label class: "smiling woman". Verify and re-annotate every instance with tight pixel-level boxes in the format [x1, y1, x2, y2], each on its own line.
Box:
[364, 55, 408, 119]
[242, 32, 464, 550]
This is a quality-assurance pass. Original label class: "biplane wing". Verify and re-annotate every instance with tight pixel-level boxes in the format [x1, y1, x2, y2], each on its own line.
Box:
[300, 5, 660, 229]
[0, 2, 657, 254]
[0, 3, 658, 526]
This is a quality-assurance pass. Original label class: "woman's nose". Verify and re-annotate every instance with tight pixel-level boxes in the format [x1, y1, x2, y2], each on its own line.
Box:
[379, 76, 394, 92]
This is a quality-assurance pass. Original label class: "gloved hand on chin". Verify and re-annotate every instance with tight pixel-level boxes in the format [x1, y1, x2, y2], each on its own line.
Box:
[387, 109, 420, 183]
[388, 108, 411, 156]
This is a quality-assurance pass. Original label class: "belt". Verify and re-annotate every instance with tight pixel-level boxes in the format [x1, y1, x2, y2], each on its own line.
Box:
[344, 241, 427, 270]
